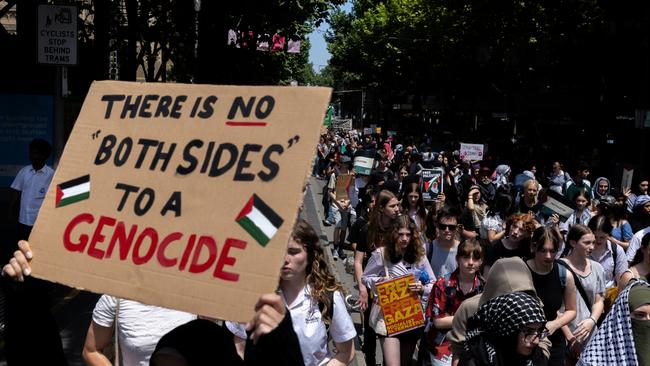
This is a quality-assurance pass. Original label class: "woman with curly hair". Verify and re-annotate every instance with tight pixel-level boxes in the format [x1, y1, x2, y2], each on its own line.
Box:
[354, 189, 400, 366]
[280, 219, 357, 366]
[363, 215, 436, 366]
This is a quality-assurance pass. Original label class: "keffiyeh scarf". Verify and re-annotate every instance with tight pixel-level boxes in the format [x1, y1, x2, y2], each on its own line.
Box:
[579, 280, 650, 366]
[465, 292, 546, 366]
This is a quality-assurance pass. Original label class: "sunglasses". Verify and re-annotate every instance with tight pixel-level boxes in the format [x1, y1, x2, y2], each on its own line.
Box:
[438, 223, 458, 231]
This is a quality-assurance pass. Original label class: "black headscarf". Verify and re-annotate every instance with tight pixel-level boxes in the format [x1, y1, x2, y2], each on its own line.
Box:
[464, 292, 546, 366]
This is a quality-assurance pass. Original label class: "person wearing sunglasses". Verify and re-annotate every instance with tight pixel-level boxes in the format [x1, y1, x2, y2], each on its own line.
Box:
[459, 291, 547, 366]
[429, 207, 462, 279]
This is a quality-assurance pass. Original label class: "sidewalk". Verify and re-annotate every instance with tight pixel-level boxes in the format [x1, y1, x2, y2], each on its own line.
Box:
[301, 176, 378, 366]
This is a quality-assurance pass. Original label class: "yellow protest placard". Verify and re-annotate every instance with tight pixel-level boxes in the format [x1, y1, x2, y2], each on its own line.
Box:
[29, 81, 331, 322]
[376, 273, 425, 335]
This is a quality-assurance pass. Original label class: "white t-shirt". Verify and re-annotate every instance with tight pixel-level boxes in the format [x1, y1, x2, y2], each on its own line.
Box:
[92, 295, 196, 366]
[284, 285, 356, 366]
[10, 164, 54, 226]
[627, 227, 650, 263]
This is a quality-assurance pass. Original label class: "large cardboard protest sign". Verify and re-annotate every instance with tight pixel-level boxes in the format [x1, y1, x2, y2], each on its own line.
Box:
[29, 81, 331, 322]
[376, 273, 425, 336]
[335, 174, 353, 200]
[420, 168, 444, 201]
[459, 143, 484, 162]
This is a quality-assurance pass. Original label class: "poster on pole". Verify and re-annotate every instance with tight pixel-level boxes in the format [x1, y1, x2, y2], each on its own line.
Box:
[539, 189, 576, 223]
[28, 81, 331, 322]
[376, 273, 426, 336]
[420, 168, 444, 201]
[459, 143, 484, 162]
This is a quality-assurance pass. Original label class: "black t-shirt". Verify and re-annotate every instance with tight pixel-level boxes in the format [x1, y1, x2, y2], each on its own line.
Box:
[527, 262, 565, 343]
[351, 219, 392, 269]
[460, 207, 477, 233]
[485, 239, 530, 266]
[517, 196, 541, 215]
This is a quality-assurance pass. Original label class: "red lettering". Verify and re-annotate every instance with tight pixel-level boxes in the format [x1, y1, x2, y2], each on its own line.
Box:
[88, 216, 116, 259]
[132, 228, 158, 265]
[189, 236, 216, 273]
[63, 212, 94, 252]
[106, 221, 138, 260]
[62, 213, 243, 281]
[214, 238, 246, 281]
[157, 232, 182, 267]
[179, 234, 196, 271]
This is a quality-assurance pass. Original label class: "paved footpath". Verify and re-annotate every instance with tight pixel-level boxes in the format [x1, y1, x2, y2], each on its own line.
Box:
[301, 176, 382, 366]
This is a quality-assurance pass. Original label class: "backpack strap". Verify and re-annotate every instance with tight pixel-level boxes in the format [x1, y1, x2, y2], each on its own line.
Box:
[556, 259, 593, 309]
[557, 260, 567, 290]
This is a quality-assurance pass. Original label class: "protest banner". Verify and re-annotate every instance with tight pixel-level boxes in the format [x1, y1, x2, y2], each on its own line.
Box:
[539, 189, 576, 223]
[420, 168, 444, 201]
[363, 127, 373, 135]
[387, 130, 397, 137]
[376, 273, 425, 336]
[354, 150, 374, 175]
[335, 174, 353, 199]
[28, 81, 331, 322]
[459, 143, 484, 161]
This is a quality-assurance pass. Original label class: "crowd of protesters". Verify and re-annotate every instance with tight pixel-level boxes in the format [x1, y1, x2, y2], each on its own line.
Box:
[2, 131, 650, 366]
[316, 129, 650, 366]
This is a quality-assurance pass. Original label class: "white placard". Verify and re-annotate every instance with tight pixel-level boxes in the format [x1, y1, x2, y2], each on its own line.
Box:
[37, 5, 78, 65]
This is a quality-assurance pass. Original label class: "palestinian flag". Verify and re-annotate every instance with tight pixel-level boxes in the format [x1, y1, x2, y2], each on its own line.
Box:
[236, 194, 284, 246]
[56, 175, 90, 208]
[424, 176, 440, 194]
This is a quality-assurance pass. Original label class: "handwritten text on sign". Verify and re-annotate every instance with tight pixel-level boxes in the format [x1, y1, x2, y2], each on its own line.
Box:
[30, 81, 331, 322]
[459, 143, 484, 162]
[376, 274, 425, 336]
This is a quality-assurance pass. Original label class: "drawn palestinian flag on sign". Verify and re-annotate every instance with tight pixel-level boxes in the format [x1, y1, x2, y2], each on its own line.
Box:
[56, 174, 90, 208]
[423, 175, 440, 194]
[236, 194, 284, 246]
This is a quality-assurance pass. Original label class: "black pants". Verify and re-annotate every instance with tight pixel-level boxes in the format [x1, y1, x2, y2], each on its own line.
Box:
[363, 300, 378, 365]
[3, 224, 68, 365]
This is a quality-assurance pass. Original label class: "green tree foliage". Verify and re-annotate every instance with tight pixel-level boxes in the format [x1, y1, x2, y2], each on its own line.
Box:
[328, 0, 613, 114]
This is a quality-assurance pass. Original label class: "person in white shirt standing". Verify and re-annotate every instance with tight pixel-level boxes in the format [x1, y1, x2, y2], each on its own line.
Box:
[9, 138, 54, 241]
[280, 219, 357, 366]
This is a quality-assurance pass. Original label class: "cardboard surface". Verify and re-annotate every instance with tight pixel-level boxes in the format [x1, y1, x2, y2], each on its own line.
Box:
[29, 81, 331, 322]
[376, 273, 425, 336]
[335, 174, 352, 200]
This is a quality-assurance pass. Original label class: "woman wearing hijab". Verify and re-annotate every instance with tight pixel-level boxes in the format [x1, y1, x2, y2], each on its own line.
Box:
[459, 291, 547, 366]
[578, 280, 650, 366]
[592, 177, 611, 201]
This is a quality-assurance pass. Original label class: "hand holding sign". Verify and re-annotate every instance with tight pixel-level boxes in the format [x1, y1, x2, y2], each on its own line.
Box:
[28, 81, 331, 322]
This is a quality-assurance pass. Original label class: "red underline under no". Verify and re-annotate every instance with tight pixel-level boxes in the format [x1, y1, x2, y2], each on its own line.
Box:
[225, 121, 268, 126]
